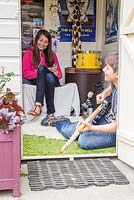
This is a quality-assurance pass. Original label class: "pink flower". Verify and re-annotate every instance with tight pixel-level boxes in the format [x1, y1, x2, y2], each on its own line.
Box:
[0, 92, 24, 134]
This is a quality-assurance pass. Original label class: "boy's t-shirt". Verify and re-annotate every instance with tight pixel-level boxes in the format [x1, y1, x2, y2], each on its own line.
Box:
[105, 84, 117, 123]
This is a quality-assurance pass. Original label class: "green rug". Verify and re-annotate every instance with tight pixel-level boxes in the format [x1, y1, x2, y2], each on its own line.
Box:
[23, 134, 116, 156]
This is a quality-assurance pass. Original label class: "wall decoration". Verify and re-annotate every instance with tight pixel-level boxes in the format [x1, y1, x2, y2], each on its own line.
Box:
[32, 18, 43, 28]
[22, 38, 33, 50]
[52, 37, 59, 52]
[21, 0, 44, 52]
[59, 0, 96, 42]
[21, 0, 33, 2]
[105, 0, 118, 44]
[49, 0, 61, 32]
[33, 28, 40, 39]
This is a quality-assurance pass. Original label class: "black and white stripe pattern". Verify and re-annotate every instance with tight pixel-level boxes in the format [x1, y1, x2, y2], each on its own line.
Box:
[72, 0, 82, 67]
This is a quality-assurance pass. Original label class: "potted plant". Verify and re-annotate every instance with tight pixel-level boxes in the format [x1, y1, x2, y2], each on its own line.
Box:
[0, 67, 24, 197]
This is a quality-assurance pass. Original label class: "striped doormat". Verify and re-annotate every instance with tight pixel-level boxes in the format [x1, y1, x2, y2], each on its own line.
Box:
[27, 158, 129, 190]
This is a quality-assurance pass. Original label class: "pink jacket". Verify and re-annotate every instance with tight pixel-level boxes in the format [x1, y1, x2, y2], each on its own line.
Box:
[22, 48, 62, 80]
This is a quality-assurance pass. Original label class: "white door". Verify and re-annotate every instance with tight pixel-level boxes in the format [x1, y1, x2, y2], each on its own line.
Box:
[117, 0, 134, 168]
[0, 0, 22, 100]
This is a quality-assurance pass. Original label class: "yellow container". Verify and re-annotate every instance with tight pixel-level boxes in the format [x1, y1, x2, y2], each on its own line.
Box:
[76, 51, 101, 69]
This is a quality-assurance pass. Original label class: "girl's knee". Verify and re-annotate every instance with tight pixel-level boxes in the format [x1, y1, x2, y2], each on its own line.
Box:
[46, 73, 55, 84]
[38, 66, 47, 74]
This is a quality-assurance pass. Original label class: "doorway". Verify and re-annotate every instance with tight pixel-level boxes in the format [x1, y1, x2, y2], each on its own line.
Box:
[21, 0, 118, 159]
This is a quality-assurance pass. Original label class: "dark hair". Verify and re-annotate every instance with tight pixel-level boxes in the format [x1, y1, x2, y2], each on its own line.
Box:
[32, 29, 54, 68]
[105, 53, 118, 73]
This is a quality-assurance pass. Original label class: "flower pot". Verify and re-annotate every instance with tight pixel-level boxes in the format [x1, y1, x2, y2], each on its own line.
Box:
[0, 126, 21, 197]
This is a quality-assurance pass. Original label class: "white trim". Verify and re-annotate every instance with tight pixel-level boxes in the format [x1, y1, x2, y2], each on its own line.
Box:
[117, 129, 134, 146]
[124, 8, 134, 27]
[22, 153, 117, 161]
[120, 35, 134, 64]
[120, 25, 134, 35]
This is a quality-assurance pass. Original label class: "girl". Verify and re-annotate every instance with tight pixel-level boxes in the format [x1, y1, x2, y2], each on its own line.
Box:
[23, 29, 62, 117]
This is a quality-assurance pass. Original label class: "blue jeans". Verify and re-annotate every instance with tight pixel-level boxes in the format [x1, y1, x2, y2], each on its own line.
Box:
[56, 117, 116, 150]
[23, 66, 60, 114]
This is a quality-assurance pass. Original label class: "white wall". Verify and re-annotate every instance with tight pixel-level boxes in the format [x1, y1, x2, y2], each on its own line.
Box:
[0, 0, 22, 103]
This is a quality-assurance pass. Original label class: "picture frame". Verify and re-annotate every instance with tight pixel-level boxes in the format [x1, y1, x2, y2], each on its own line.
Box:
[105, 0, 118, 44]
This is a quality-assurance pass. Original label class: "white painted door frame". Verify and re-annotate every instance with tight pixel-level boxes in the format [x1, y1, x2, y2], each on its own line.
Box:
[117, 0, 134, 168]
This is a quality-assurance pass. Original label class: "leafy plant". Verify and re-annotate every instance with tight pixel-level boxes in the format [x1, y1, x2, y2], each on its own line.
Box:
[0, 66, 24, 134]
[0, 66, 15, 92]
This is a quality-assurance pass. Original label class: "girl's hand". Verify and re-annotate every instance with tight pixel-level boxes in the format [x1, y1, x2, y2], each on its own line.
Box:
[48, 64, 58, 77]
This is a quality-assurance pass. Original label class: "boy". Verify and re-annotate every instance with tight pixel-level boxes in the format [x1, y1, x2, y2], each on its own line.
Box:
[56, 53, 118, 150]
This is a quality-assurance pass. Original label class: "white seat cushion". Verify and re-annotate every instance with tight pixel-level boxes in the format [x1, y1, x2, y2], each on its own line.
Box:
[22, 83, 80, 116]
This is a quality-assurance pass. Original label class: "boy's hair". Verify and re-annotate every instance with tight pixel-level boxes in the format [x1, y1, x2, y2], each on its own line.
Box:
[105, 53, 118, 72]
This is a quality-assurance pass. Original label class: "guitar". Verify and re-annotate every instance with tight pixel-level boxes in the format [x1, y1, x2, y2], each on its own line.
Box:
[92, 95, 112, 124]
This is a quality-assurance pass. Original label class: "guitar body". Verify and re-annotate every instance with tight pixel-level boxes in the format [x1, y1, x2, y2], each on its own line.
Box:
[92, 95, 112, 124]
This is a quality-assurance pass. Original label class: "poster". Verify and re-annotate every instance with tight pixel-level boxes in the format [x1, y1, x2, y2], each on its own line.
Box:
[49, 2, 61, 32]
[33, 28, 40, 38]
[22, 37, 33, 50]
[33, 18, 44, 28]
[59, 0, 96, 42]
[21, 0, 44, 51]
[105, 0, 118, 44]
[21, 0, 33, 2]
[22, 24, 32, 38]
[52, 37, 59, 52]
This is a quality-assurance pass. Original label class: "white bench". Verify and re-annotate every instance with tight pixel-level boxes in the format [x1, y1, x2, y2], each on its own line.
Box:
[22, 83, 80, 116]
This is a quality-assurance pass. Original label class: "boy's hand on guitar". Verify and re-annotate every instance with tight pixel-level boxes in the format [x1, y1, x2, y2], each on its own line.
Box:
[76, 120, 92, 132]
[82, 121, 92, 132]
[96, 85, 112, 104]
[96, 92, 105, 104]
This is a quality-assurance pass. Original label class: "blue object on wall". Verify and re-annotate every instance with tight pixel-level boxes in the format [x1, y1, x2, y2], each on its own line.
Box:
[59, 0, 96, 42]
